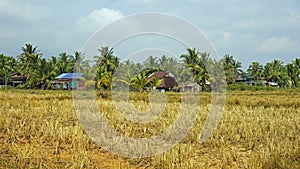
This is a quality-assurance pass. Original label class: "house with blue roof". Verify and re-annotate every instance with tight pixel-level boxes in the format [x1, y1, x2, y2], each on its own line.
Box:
[51, 73, 84, 89]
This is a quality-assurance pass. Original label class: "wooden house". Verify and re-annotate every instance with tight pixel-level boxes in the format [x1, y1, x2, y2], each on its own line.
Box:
[147, 71, 176, 91]
[51, 73, 84, 90]
[177, 83, 200, 92]
[10, 73, 27, 87]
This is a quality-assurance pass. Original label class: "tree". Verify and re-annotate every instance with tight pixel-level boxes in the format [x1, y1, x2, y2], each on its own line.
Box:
[0, 54, 16, 86]
[30, 58, 57, 89]
[143, 55, 159, 68]
[247, 61, 264, 81]
[292, 58, 300, 87]
[263, 60, 283, 82]
[94, 46, 119, 73]
[97, 71, 113, 90]
[285, 58, 300, 88]
[18, 44, 42, 88]
[180, 48, 199, 79]
[130, 72, 151, 92]
[73, 51, 90, 72]
[286, 63, 298, 87]
[197, 52, 210, 91]
[207, 59, 226, 91]
[57, 52, 74, 74]
[94, 47, 120, 91]
[180, 48, 210, 91]
[113, 60, 136, 89]
[263, 60, 291, 88]
[150, 77, 162, 90]
[221, 54, 242, 84]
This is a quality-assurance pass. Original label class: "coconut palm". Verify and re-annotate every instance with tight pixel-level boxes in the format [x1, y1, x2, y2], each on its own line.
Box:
[0, 54, 16, 86]
[30, 58, 57, 89]
[18, 44, 41, 76]
[73, 51, 91, 72]
[130, 72, 151, 92]
[180, 48, 199, 79]
[247, 62, 264, 81]
[208, 59, 227, 91]
[180, 48, 210, 91]
[286, 63, 298, 87]
[94, 46, 119, 73]
[97, 71, 113, 90]
[57, 52, 74, 74]
[221, 54, 242, 84]
[94, 47, 120, 91]
[143, 55, 159, 68]
[263, 60, 283, 82]
[18, 44, 42, 88]
[150, 77, 163, 90]
[197, 52, 211, 91]
[113, 60, 136, 88]
[263, 59, 292, 88]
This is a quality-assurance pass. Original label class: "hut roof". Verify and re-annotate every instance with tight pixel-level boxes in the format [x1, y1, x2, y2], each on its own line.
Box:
[147, 71, 176, 89]
[149, 71, 175, 79]
[56, 73, 83, 79]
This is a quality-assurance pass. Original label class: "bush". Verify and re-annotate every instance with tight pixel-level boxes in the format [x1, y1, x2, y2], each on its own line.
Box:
[0, 85, 14, 90]
[227, 83, 277, 91]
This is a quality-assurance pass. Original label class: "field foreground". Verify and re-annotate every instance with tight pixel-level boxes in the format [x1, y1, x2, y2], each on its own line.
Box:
[0, 90, 299, 168]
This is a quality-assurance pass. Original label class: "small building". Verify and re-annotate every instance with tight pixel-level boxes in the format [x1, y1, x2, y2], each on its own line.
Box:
[147, 71, 176, 91]
[51, 73, 84, 90]
[10, 73, 27, 87]
[177, 83, 200, 92]
[265, 81, 279, 88]
[235, 76, 262, 86]
[235, 77, 246, 83]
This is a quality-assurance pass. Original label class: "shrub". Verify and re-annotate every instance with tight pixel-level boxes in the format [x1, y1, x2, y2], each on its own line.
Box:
[227, 83, 277, 91]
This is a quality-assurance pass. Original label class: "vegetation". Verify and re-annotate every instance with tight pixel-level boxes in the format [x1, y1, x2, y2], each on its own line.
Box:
[0, 90, 299, 168]
[1, 43, 300, 91]
[1, 44, 300, 168]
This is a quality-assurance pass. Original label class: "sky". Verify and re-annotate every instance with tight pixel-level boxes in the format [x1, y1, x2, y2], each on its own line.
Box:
[0, 0, 300, 68]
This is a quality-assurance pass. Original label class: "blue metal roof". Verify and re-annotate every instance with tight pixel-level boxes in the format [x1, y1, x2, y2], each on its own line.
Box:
[55, 73, 83, 79]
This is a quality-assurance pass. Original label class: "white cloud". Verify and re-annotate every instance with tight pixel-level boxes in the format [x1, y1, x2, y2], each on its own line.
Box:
[127, 0, 153, 3]
[78, 8, 124, 32]
[223, 32, 232, 38]
[286, 9, 300, 27]
[257, 36, 300, 53]
[0, 0, 47, 22]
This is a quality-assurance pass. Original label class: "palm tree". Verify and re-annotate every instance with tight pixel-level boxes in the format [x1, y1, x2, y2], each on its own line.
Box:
[130, 72, 151, 92]
[18, 44, 42, 88]
[94, 46, 119, 73]
[180, 48, 199, 79]
[114, 60, 136, 88]
[97, 71, 113, 90]
[208, 59, 227, 91]
[197, 52, 211, 91]
[94, 47, 120, 91]
[264, 60, 283, 82]
[263, 59, 292, 88]
[221, 54, 242, 84]
[0, 54, 16, 86]
[57, 52, 74, 74]
[30, 58, 57, 89]
[232, 59, 243, 75]
[286, 63, 298, 87]
[143, 56, 159, 68]
[150, 77, 162, 90]
[247, 61, 264, 81]
[292, 58, 300, 87]
[180, 48, 210, 91]
[72, 51, 91, 73]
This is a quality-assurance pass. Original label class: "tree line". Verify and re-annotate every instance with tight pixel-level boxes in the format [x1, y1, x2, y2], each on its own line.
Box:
[0, 43, 300, 90]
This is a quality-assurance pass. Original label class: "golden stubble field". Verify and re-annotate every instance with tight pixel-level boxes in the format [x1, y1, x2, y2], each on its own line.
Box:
[0, 90, 299, 168]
